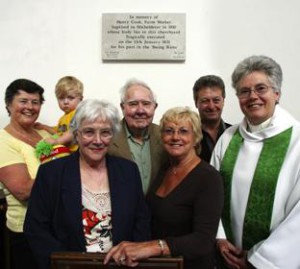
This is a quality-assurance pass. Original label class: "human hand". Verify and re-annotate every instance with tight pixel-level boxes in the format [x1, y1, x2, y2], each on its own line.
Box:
[44, 137, 57, 145]
[34, 122, 56, 134]
[235, 252, 255, 269]
[34, 122, 44, 130]
[217, 239, 243, 269]
[104, 241, 160, 267]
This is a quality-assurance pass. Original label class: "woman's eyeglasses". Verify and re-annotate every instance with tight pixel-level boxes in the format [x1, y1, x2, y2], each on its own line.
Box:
[162, 127, 191, 137]
[236, 84, 273, 99]
[78, 128, 113, 140]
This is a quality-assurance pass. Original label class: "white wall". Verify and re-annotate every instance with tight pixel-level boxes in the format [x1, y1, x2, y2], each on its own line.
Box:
[1, 0, 300, 127]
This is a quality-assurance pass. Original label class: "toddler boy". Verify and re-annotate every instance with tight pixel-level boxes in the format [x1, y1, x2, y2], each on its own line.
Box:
[38, 76, 83, 152]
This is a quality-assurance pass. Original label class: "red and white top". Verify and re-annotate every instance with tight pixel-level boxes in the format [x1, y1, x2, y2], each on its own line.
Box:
[81, 185, 112, 253]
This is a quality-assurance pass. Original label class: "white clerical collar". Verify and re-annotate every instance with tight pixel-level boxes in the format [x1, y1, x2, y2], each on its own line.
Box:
[247, 117, 272, 133]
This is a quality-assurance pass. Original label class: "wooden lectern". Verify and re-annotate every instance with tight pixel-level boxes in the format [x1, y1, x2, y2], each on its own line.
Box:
[51, 252, 183, 269]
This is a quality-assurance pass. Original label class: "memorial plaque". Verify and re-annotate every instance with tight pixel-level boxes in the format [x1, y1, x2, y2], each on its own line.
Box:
[102, 13, 186, 61]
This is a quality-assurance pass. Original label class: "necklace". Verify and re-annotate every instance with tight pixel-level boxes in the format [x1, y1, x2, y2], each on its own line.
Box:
[82, 185, 111, 212]
[169, 155, 200, 176]
[170, 166, 179, 175]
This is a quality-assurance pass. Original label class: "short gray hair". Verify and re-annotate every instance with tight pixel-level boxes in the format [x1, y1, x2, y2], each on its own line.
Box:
[119, 78, 157, 103]
[71, 99, 120, 135]
[232, 55, 283, 94]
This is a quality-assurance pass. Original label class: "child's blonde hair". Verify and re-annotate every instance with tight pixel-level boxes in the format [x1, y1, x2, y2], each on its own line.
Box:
[55, 76, 84, 98]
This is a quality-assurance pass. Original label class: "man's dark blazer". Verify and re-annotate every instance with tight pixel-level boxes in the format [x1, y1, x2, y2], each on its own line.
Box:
[108, 119, 167, 192]
[24, 151, 150, 269]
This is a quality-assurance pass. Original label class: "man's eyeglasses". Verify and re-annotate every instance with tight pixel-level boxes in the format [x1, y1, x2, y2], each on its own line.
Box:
[78, 128, 113, 140]
[163, 127, 191, 137]
[236, 84, 273, 99]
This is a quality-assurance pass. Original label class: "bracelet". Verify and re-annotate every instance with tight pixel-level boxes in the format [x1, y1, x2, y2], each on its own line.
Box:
[158, 239, 165, 256]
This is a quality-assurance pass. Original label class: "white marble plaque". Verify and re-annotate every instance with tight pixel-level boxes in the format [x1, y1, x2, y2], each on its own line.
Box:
[102, 13, 186, 61]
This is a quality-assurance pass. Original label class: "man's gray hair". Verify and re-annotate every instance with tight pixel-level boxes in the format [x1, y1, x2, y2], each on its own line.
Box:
[119, 78, 157, 103]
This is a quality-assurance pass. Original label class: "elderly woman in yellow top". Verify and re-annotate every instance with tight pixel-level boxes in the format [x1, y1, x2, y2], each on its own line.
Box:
[0, 79, 51, 269]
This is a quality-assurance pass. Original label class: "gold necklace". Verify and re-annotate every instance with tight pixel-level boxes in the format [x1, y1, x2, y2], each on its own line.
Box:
[169, 156, 199, 175]
[170, 167, 178, 175]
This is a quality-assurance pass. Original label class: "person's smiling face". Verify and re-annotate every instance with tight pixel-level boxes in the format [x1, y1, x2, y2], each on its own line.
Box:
[76, 118, 113, 166]
[121, 85, 157, 132]
[237, 71, 280, 125]
[7, 90, 42, 127]
[195, 87, 225, 124]
[162, 120, 196, 160]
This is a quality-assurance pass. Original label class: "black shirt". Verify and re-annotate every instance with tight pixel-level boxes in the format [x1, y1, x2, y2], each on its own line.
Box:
[147, 162, 224, 269]
[200, 119, 231, 162]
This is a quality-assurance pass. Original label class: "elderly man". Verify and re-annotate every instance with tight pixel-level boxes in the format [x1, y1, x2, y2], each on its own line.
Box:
[108, 79, 166, 194]
[193, 75, 231, 162]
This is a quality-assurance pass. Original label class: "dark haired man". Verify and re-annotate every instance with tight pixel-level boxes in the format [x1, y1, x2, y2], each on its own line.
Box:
[193, 75, 231, 162]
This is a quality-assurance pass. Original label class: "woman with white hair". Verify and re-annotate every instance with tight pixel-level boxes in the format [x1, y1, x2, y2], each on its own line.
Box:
[24, 99, 150, 269]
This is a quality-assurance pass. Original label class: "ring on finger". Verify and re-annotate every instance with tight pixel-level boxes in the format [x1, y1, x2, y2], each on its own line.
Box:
[119, 256, 126, 264]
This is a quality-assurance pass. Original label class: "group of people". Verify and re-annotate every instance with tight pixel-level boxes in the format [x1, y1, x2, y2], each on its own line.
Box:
[0, 54, 300, 269]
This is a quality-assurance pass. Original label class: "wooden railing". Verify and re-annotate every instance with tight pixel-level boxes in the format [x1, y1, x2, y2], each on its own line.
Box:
[51, 252, 183, 269]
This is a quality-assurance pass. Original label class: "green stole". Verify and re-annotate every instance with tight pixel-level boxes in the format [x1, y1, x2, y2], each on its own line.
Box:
[220, 127, 292, 249]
